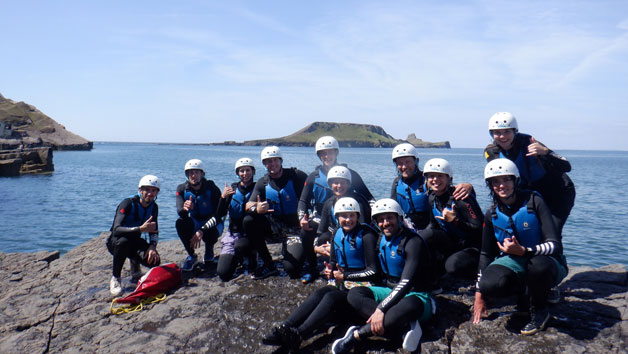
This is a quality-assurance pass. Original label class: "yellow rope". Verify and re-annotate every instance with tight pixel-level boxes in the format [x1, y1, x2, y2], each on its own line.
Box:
[110, 293, 167, 315]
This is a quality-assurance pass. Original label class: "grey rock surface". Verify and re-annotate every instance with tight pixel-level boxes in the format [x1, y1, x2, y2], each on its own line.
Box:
[0, 233, 626, 353]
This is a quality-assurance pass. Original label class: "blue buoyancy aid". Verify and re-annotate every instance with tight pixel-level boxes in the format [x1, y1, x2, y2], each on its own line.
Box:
[378, 233, 408, 279]
[395, 176, 429, 215]
[499, 144, 546, 186]
[229, 186, 251, 220]
[183, 187, 216, 220]
[491, 193, 541, 249]
[312, 168, 332, 208]
[265, 179, 299, 216]
[121, 195, 154, 228]
[431, 196, 466, 239]
[333, 226, 368, 270]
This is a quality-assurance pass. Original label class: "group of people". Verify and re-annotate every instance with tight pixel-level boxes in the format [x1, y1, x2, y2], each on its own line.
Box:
[106, 112, 575, 353]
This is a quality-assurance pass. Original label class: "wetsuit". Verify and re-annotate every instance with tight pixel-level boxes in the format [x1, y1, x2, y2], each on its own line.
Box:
[239, 167, 307, 276]
[107, 195, 160, 278]
[420, 186, 483, 278]
[485, 133, 575, 234]
[281, 223, 379, 339]
[477, 191, 567, 308]
[347, 226, 436, 341]
[175, 178, 223, 258]
[391, 173, 431, 231]
[215, 181, 256, 281]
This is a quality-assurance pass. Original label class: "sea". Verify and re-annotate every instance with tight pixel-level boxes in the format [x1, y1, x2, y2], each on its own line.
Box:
[0, 143, 626, 268]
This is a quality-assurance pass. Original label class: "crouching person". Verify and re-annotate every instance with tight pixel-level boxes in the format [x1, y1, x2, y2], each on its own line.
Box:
[107, 175, 161, 297]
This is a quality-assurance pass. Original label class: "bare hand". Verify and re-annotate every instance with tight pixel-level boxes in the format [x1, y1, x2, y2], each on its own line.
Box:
[435, 204, 457, 223]
[315, 242, 331, 257]
[367, 308, 385, 335]
[190, 230, 203, 249]
[333, 265, 345, 282]
[256, 195, 274, 214]
[300, 214, 312, 231]
[323, 261, 333, 279]
[497, 236, 526, 256]
[526, 137, 549, 157]
[473, 292, 488, 324]
[183, 196, 194, 212]
[222, 182, 236, 199]
[139, 216, 158, 233]
[452, 183, 473, 200]
[146, 245, 160, 265]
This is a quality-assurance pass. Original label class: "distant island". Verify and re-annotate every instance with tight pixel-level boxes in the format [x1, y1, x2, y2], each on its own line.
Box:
[212, 121, 451, 148]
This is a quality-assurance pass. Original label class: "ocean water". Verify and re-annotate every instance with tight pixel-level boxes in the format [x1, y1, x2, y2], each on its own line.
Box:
[0, 143, 626, 268]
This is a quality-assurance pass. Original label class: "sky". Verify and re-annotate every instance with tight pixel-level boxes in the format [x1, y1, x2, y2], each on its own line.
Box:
[1, 1, 627, 150]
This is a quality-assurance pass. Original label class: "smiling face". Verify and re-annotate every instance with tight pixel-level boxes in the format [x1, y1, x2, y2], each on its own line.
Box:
[337, 212, 358, 232]
[329, 178, 350, 197]
[375, 212, 399, 238]
[318, 149, 338, 168]
[186, 169, 204, 186]
[490, 175, 516, 203]
[138, 186, 159, 205]
[491, 129, 516, 150]
[394, 156, 417, 179]
[425, 172, 450, 196]
[263, 157, 283, 177]
[237, 166, 254, 184]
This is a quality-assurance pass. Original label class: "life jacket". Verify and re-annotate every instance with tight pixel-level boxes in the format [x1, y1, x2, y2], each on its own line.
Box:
[312, 166, 332, 208]
[491, 191, 542, 249]
[265, 179, 299, 216]
[333, 224, 373, 270]
[229, 184, 251, 220]
[429, 192, 466, 239]
[121, 195, 155, 228]
[497, 134, 546, 185]
[183, 182, 216, 220]
[379, 231, 413, 279]
[395, 175, 429, 215]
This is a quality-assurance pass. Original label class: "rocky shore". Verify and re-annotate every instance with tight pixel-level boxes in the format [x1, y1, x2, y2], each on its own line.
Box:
[0, 233, 625, 353]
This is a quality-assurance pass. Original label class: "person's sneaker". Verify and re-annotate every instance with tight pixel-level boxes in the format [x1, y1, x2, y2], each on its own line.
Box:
[521, 305, 550, 335]
[300, 272, 315, 284]
[130, 260, 142, 283]
[402, 319, 422, 352]
[261, 325, 284, 346]
[331, 325, 359, 354]
[279, 325, 302, 352]
[109, 276, 122, 297]
[182, 255, 198, 272]
[547, 287, 561, 304]
[251, 264, 279, 280]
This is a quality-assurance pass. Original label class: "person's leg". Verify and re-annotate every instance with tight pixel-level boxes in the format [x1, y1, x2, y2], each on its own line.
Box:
[242, 214, 274, 266]
[202, 226, 221, 262]
[445, 247, 479, 279]
[296, 288, 347, 338]
[346, 286, 379, 320]
[111, 235, 131, 278]
[283, 236, 305, 279]
[176, 217, 196, 256]
[478, 263, 523, 299]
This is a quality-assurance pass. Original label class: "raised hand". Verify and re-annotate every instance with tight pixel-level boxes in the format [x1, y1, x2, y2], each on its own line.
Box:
[435, 204, 457, 223]
[183, 195, 195, 212]
[497, 236, 526, 256]
[256, 195, 274, 214]
[526, 136, 549, 157]
[300, 214, 312, 231]
[139, 215, 158, 233]
[222, 182, 235, 199]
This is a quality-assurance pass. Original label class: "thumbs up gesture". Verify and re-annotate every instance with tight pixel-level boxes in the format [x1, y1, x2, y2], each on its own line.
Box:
[526, 136, 549, 157]
[140, 215, 158, 233]
[183, 195, 194, 211]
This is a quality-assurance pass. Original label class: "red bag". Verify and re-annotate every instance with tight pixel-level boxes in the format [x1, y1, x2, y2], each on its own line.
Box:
[115, 263, 182, 304]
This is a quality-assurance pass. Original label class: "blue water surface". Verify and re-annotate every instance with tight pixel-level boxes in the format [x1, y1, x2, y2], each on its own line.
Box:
[0, 143, 626, 268]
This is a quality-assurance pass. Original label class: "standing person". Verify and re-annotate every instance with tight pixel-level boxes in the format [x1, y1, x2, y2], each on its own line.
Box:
[215, 157, 258, 281]
[261, 197, 379, 352]
[421, 158, 484, 280]
[297, 136, 374, 282]
[107, 175, 161, 297]
[485, 112, 575, 235]
[390, 143, 472, 232]
[332, 199, 436, 354]
[473, 159, 568, 335]
[176, 159, 224, 272]
[239, 146, 308, 279]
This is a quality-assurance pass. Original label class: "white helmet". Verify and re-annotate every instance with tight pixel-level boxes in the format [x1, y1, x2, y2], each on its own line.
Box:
[488, 112, 518, 132]
[334, 197, 361, 217]
[138, 175, 160, 190]
[235, 157, 255, 174]
[371, 198, 404, 218]
[316, 136, 340, 153]
[261, 146, 282, 163]
[484, 158, 519, 180]
[392, 143, 418, 161]
[423, 158, 453, 178]
[327, 165, 352, 186]
[184, 159, 204, 172]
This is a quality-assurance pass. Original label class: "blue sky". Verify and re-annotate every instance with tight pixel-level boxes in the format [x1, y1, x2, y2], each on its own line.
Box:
[1, 1, 627, 150]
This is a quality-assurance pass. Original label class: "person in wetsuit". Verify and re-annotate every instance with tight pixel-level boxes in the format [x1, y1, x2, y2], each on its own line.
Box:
[484, 112, 575, 235]
[421, 158, 484, 281]
[297, 136, 374, 283]
[239, 146, 308, 280]
[107, 175, 161, 297]
[261, 197, 379, 352]
[473, 158, 568, 335]
[332, 198, 436, 354]
[215, 157, 258, 281]
[176, 159, 224, 272]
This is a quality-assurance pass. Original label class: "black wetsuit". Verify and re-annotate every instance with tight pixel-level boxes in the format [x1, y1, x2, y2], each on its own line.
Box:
[107, 195, 160, 278]
[175, 178, 222, 257]
[420, 186, 483, 278]
[477, 191, 566, 308]
[282, 223, 379, 338]
[485, 133, 575, 234]
[239, 167, 307, 275]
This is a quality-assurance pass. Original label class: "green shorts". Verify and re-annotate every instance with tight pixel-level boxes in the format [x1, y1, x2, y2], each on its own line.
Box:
[369, 286, 435, 322]
[490, 254, 568, 285]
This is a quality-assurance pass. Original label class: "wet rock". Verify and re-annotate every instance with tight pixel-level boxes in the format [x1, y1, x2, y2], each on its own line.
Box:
[0, 233, 625, 353]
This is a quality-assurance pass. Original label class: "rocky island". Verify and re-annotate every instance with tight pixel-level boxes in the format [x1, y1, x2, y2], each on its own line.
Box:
[0, 233, 625, 353]
[213, 121, 451, 148]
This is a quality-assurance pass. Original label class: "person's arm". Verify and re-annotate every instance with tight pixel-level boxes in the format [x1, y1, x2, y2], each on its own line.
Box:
[452, 197, 484, 234]
[175, 184, 189, 218]
[111, 199, 140, 236]
[390, 177, 399, 199]
[377, 236, 425, 312]
[148, 204, 159, 246]
[246, 178, 264, 213]
[476, 210, 499, 288]
[215, 183, 235, 220]
[199, 181, 223, 232]
[298, 172, 316, 219]
[523, 194, 562, 256]
[343, 230, 379, 282]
